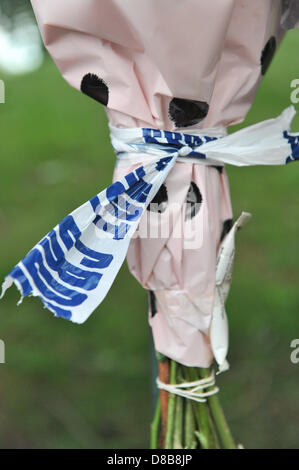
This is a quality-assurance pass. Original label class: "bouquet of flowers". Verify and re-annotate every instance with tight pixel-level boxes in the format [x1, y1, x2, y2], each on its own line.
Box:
[1, 0, 299, 449]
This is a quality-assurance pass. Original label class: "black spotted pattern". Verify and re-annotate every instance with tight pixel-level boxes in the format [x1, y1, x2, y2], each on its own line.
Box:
[149, 291, 157, 317]
[261, 36, 276, 76]
[80, 73, 109, 105]
[168, 98, 209, 128]
[220, 218, 233, 242]
[147, 184, 168, 213]
[211, 166, 223, 174]
[185, 182, 202, 220]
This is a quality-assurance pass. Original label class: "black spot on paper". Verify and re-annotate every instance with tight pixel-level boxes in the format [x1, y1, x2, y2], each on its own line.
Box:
[211, 166, 223, 174]
[220, 218, 233, 242]
[149, 291, 157, 317]
[147, 184, 168, 213]
[185, 182, 202, 220]
[80, 73, 109, 106]
[168, 98, 209, 128]
[261, 36, 276, 75]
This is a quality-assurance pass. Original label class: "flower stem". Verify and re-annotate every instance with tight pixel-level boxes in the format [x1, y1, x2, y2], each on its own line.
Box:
[184, 399, 197, 449]
[150, 398, 161, 449]
[173, 395, 183, 448]
[164, 360, 177, 449]
[182, 366, 217, 449]
[199, 368, 236, 449]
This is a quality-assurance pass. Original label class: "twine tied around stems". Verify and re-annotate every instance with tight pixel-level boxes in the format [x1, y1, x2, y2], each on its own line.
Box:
[156, 370, 218, 403]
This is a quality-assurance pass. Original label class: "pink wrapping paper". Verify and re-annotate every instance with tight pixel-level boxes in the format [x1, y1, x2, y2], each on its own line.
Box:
[114, 159, 232, 366]
[31, 0, 286, 129]
[30, 0, 297, 367]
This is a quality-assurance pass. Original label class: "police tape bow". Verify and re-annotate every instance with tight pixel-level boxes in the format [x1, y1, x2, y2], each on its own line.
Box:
[1, 106, 298, 324]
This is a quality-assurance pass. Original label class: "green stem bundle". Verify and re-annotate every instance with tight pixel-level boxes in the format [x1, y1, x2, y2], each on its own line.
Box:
[165, 360, 177, 448]
[151, 356, 237, 449]
[150, 398, 161, 449]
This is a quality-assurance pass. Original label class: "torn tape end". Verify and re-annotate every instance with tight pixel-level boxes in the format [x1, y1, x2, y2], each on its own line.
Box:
[1, 276, 27, 308]
[40, 299, 61, 319]
[17, 296, 24, 306]
[0, 276, 14, 299]
[1, 276, 35, 309]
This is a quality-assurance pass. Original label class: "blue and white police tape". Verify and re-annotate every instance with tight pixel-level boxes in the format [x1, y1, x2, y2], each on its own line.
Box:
[1, 106, 298, 323]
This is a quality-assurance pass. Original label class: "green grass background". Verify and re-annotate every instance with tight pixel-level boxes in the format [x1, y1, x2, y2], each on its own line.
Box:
[0, 27, 298, 449]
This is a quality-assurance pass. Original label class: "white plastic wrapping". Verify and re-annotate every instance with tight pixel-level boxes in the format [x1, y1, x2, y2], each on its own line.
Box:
[211, 212, 252, 373]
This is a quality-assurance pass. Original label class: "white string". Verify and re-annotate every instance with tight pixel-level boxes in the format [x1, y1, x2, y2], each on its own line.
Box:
[156, 371, 219, 403]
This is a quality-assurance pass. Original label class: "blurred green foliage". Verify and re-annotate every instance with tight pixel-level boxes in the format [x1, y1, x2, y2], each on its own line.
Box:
[0, 29, 298, 449]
